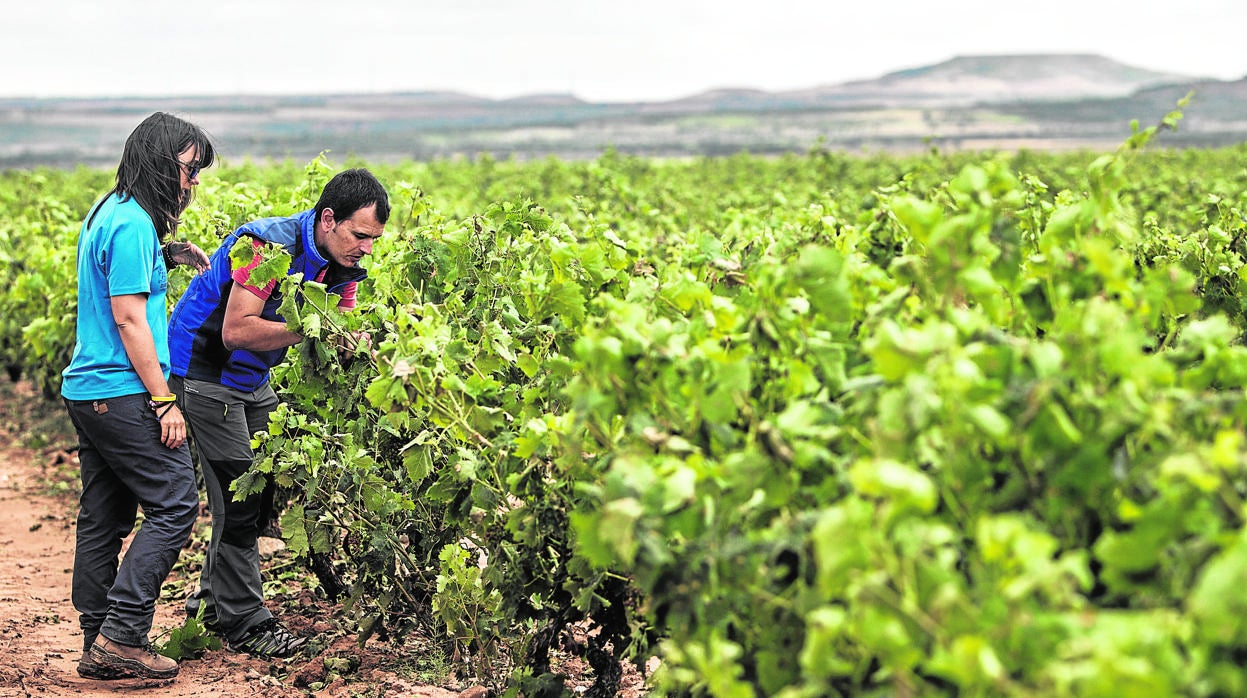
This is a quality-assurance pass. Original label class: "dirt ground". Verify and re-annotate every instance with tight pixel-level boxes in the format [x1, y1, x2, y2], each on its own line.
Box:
[0, 379, 646, 698]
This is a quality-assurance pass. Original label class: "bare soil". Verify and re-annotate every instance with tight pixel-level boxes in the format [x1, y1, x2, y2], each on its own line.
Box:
[0, 379, 642, 698]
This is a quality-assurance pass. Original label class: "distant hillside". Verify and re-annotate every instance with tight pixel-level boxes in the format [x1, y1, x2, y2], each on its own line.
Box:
[997, 77, 1247, 144]
[786, 54, 1196, 107]
[499, 93, 588, 107]
[1, 54, 1243, 168]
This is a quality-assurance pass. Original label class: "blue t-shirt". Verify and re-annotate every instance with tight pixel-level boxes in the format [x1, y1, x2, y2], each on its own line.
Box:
[61, 193, 171, 400]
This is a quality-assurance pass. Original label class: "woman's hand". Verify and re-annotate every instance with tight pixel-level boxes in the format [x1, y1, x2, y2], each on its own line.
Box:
[164, 241, 211, 273]
[155, 403, 188, 449]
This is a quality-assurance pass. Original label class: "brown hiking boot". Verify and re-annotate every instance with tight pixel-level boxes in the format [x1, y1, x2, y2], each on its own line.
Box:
[88, 636, 179, 679]
[77, 649, 124, 680]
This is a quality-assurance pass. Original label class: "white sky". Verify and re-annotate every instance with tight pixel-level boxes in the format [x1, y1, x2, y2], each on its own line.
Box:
[5, 0, 1244, 103]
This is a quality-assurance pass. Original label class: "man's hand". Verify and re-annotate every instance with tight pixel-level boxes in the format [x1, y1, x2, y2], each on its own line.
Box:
[164, 241, 211, 273]
[333, 330, 374, 360]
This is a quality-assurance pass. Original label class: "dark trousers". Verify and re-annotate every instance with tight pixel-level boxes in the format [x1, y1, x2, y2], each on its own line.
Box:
[64, 394, 199, 650]
[173, 377, 279, 643]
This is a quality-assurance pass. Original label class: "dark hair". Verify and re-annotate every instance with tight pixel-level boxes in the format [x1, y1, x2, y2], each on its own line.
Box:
[92, 112, 216, 240]
[314, 168, 390, 225]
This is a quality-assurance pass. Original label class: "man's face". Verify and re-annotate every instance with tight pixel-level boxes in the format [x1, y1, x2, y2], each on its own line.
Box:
[317, 203, 384, 267]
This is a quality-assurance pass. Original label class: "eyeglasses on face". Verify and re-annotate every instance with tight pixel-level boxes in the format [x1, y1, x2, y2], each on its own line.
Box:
[178, 160, 201, 180]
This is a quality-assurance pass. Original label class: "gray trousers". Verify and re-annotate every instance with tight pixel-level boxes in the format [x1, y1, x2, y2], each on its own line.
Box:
[64, 394, 199, 651]
[172, 377, 279, 644]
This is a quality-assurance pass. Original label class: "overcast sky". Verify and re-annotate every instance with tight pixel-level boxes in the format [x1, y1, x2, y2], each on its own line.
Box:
[6, 0, 1244, 103]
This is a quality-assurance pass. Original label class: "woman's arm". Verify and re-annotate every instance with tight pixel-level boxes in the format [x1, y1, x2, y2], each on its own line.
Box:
[111, 293, 186, 449]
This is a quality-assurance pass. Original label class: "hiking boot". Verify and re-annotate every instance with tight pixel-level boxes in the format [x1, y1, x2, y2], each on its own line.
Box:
[229, 617, 306, 658]
[77, 650, 124, 680]
[88, 636, 179, 679]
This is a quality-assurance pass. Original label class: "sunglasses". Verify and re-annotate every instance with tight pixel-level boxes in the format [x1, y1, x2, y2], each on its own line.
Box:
[179, 160, 201, 180]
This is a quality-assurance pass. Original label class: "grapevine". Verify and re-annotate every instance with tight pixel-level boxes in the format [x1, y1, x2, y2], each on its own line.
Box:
[5, 103, 1247, 696]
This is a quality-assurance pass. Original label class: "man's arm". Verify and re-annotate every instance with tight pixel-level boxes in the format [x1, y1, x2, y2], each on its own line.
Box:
[221, 282, 303, 352]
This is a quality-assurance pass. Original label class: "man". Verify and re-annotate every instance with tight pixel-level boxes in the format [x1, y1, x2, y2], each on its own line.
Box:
[168, 168, 389, 658]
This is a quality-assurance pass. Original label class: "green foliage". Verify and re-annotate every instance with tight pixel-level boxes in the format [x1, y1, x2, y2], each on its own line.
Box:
[156, 607, 223, 660]
[229, 235, 294, 291]
[10, 101, 1247, 696]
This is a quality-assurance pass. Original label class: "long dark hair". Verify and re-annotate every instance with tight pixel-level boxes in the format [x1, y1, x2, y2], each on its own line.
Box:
[90, 112, 216, 240]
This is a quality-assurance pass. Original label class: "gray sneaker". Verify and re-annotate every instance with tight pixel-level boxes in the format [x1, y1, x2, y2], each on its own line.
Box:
[229, 618, 306, 659]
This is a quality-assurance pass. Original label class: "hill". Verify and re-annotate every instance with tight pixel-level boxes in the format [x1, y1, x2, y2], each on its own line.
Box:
[0, 54, 1242, 169]
[666, 54, 1194, 110]
[831, 53, 1190, 104]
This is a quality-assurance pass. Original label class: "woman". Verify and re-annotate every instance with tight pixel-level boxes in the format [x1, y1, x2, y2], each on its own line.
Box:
[60, 112, 214, 680]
